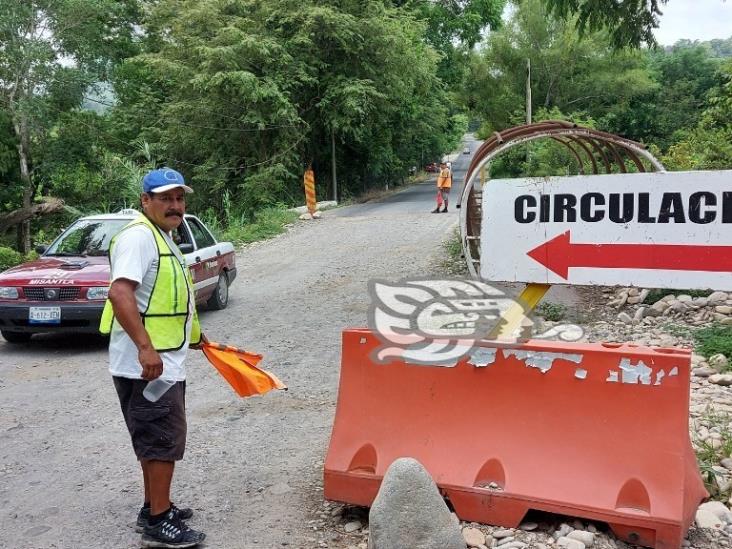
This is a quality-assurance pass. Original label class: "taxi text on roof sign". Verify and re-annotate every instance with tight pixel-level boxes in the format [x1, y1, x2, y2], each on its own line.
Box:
[481, 170, 732, 291]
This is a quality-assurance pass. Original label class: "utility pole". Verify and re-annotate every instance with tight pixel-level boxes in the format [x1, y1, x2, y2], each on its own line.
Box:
[331, 128, 338, 203]
[526, 58, 532, 166]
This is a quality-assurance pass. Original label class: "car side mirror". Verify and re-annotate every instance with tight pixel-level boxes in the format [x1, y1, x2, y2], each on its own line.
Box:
[178, 243, 194, 254]
[35, 244, 48, 254]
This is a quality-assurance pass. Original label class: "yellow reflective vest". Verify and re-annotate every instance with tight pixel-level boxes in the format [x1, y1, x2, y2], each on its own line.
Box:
[100, 214, 201, 351]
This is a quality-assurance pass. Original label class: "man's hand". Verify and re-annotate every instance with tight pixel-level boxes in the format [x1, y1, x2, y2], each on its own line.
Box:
[109, 278, 159, 378]
[139, 347, 163, 380]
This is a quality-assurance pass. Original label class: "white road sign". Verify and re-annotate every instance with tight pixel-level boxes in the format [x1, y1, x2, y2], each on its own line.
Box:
[481, 170, 732, 290]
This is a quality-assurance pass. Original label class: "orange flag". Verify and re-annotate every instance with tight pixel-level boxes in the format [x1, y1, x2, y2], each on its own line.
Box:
[201, 340, 286, 397]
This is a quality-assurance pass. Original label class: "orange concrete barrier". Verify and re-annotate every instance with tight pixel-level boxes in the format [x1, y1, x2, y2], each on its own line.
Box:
[324, 329, 707, 549]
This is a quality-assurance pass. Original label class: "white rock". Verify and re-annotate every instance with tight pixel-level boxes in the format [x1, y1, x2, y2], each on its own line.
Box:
[463, 527, 486, 547]
[709, 374, 732, 386]
[519, 522, 538, 531]
[696, 508, 724, 529]
[557, 537, 585, 549]
[344, 521, 362, 533]
[693, 366, 717, 378]
[716, 305, 732, 315]
[492, 529, 514, 539]
[708, 291, 729, 305]
[496, 536, 515, 546]
[617, 312, 633, 323]
[709, 354, 730, 372]
[567, 530, 595, 546]
[698, 500, 732, 524]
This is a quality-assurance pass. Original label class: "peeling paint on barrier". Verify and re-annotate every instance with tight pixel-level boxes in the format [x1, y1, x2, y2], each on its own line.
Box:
[503, 350, 583, 374]
[575, 368, 588, 380]
[655, 370, 666, 386]
[669, 366, 679, 377]
[468, 348, 498, 368]
[619, 358, 652, 385]
[607, 371, 619, 382]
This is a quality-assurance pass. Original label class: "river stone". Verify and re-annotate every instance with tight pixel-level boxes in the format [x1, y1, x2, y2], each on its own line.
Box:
[617, 312, 633, 323]
[462, 527, 485, 547]
[698, 500, 732, 524]
[708, 291, 729, 305]
[557, 537, 585, 549]
[709, 374, 732, 386]
[567, 530, 595, 546]
[709, 354, 730, 372]
[696, 508, 724, 529]
[367, 458, 464, 549]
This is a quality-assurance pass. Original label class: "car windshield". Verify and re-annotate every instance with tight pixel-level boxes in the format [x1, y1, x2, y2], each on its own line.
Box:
[45, 218, 129, 257]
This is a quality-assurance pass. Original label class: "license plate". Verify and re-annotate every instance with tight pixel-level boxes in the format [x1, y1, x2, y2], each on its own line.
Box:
[29, 307, 61, 324]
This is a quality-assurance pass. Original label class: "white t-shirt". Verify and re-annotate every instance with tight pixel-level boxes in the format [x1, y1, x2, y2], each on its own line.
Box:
[107, 224, 194, 381]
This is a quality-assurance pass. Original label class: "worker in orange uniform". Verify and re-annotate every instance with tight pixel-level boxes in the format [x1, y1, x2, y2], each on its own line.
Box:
[431, 162, 452, 213]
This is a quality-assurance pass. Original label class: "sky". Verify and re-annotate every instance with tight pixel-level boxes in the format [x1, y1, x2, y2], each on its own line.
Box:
[654, 0, 732, 45]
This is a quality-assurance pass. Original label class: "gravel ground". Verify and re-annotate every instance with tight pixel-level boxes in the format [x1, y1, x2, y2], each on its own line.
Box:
[0, 187, 461, 549]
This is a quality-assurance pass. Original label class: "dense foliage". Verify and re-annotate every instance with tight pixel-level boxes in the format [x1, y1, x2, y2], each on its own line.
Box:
[0, 0, 730, 255]
[465, 0, 732, 178]
[1, 0, 496, 251]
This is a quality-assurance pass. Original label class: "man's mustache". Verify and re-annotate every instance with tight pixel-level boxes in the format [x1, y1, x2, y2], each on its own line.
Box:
[165, 211, 183, 217]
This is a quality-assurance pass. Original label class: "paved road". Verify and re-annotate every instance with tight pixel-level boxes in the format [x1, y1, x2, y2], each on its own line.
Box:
[334, 133, 481, 217]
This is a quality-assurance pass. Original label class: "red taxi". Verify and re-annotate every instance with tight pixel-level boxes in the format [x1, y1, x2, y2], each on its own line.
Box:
[0, 210, 236, 343]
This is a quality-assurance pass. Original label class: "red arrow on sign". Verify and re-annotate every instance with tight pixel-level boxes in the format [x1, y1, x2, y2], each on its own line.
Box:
[527, 230, 732, 279]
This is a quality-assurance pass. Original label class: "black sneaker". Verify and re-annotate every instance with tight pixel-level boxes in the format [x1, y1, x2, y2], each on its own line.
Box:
[141, 509, 205, 548]
[136, 504, 194, 533]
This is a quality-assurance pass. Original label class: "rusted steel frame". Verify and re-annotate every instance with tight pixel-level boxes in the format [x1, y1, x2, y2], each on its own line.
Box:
[551, 137, 586, 175]
[582, 137, 613, 173]
[603, 141, 627, 173]
[567, 136, 599, 174]
[619, 145, 647, 172]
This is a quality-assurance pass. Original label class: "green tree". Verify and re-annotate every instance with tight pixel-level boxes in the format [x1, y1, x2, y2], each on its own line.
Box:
[0, 0, 139, 252]
[110, 0, 461, 219]
[464, 0, 655, 133]
[662, 60, 732, 170]
[542, 0, 667, 48]
[602, 43, 721, 148]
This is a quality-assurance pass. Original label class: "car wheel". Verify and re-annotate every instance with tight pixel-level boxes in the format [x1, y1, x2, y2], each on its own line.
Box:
[1, 331, 32, 343]
[207, 272, 229, 310]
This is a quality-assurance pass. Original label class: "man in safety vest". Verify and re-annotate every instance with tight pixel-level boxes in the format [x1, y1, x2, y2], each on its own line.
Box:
[101, 168, 204, 548]
[431, 161, 452, 213]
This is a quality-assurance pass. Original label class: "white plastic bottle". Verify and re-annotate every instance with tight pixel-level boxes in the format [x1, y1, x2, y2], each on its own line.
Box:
[143, 378, 175, 402]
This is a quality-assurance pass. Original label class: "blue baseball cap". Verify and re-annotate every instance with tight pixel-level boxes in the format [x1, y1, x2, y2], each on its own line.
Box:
[142, 168, 193, 194]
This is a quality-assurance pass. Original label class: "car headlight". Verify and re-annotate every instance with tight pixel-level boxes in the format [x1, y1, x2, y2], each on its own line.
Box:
[86, 287, 109, 300]
[0, 287, 19, 299]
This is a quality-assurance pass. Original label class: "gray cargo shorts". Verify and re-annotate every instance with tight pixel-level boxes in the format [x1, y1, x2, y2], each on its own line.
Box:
[113, 376, 187, 461]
